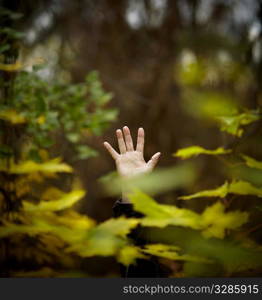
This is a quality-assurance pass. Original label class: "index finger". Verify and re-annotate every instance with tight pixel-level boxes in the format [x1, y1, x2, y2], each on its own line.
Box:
[103, 142, 119, 160]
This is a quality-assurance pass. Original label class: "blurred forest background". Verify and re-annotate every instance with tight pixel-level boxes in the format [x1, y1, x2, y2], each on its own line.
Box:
[0, 0, 262, 277]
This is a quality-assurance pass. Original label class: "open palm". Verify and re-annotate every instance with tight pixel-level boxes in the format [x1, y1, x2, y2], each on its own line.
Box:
[104, 126, 161, 178]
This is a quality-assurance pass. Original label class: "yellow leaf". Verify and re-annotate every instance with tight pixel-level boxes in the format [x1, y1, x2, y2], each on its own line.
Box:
[179, 182, 229, 200]
[55, 211, 95, 230]
[142, 244, 211, 263]
[229, 180, 262, 198]
[129, 190, 202, 229]
[117, 245, 146, 266]
[36, 115, 46, 124]
[180, 180, 262, 200]
[201, 202, 249, 238]
[174, 146, 231, 159]
[41, 187, 65, 201]
[37, 210, 95, 230]
[128, 190, 248, 238]
[0, 61, 22, 71]
[0, 158, 73, 174]
[241, 154, 262, 170]
[96, 217, 140, 237]
[66, 217, 139, 257]
[23, 190, 85, 212]
[0, 109, 26, 124]
[218, 111, 260, 137]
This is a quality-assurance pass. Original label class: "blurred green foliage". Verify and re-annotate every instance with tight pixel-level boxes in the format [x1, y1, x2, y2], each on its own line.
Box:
[0, 67, 117, 161]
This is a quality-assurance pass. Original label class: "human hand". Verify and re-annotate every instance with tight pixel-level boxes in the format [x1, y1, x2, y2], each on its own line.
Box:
[103, 126, 161, 202]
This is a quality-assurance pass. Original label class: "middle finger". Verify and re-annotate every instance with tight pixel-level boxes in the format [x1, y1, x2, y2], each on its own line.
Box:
[123, 126, 134, 151]
[116, 129, 126, 154]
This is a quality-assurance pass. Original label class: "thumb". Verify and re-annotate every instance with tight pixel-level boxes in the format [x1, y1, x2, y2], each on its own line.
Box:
[147, 152, 161, 170]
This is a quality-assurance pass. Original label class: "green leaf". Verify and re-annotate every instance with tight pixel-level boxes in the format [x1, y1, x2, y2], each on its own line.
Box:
[180, 180, 262, 200]
[174, 146, 231, 159]
[128, 190, 202, 229]
[0, 223, 51, 239]
[0, 108, 26, 123]
[76, 145, 98, 160]
[142, 244, 211, 263]
[0, 158, 73, 174]
[128, 191, 248, 238]
[117, 245, 146, 266]
[103, 163, 197, 196]
[229, 180, 262, 198]
[180, 182, 229, 200]
[0, 218, 86, 245]
[23, 190, 86, 212]
[241, 154, 262, 170]
[67, 217, 139, 257]
[217, 110, 260, 137]
[201, 202, 248, 238]
[145, 226, 262, 276]
[0, 44, 10, 53]
[66, 132, 80, 143]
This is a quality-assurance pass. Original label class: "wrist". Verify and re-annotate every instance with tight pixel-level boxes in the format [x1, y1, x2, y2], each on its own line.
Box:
[121, 190, 132, 203]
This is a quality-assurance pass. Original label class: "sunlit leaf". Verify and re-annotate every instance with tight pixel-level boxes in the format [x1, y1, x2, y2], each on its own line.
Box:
[217, 110, 260, 137]
[0, 218, 88, 245]
[66, 217, 139, 257]
[0, 62, 22, 71]
[201, 202, 248, 238]
[241, 154, 262, 170]
[180, 180, 262, 200]
[94, 217, 139, 238]
[41, 187, 65, 201]
[117, 245, 146, 266]
[45, 210, 95, 230]
[129, 190, 202, 229]
[229, 180, 262, 198]
[0, 222, 53, 239]
[174, 146, 231, 159]
[179, 182, 229, 200]
[129, 191, 248, 238]
[36, 115, 46, 124]
[142, 244, 211, 263]
[0, 109, 26, 124]
[0, 158, 73, 174]
[23, 190, 85, 212]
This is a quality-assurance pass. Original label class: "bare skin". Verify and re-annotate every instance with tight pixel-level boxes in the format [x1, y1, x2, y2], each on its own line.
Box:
[103, 126, 161, 203]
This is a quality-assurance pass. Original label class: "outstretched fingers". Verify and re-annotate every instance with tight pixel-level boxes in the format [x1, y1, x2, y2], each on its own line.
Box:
[147, 152, 161, 170]
[136, 127, 144, 153]
[103, 142, 119, 160]
[123, 126, 134, 151]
